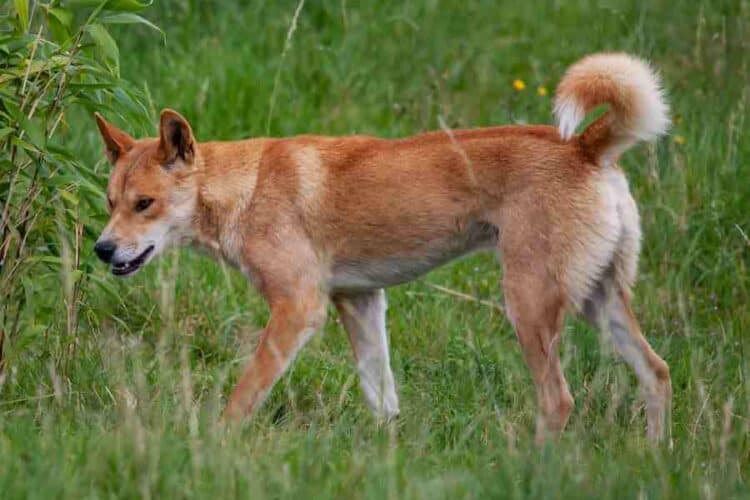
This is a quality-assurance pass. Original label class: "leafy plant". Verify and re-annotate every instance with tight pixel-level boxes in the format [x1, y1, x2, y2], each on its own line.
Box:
[0, 0, 158, 377]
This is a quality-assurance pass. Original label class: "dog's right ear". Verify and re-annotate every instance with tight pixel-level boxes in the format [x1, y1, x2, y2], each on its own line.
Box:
[94, 113, 135, 164]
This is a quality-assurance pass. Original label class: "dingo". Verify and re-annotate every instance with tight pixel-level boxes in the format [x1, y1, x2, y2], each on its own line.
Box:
[94, 53, 672, 443]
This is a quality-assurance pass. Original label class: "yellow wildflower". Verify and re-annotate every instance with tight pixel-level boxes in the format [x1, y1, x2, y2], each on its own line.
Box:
[673, 135, 686, 145]
[512, 79, 526, 91]
[537, 86, 548, 97]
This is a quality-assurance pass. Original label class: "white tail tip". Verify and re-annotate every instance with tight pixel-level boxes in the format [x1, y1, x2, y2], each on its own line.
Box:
[554, 53, 670, 151]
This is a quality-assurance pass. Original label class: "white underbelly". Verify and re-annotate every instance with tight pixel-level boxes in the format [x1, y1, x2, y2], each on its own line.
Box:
[330, 220, 499, 292]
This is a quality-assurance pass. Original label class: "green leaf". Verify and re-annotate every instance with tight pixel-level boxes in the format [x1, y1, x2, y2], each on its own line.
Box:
[48, 7, 73, 28]
[60, 189, 80, 207]
[68, 82, 118, 91]
[0, 55, 69, 86]
[37, 256, 63, 265]
[87, 272, 122, 301]
[46, 16, 71, 44]
[14, 0, 29, 32]
[100, 13, 164, 42]
[575, 104, 610, 135]
[1, 38, 33, 56]
[17, 114, 46, 150]
[11, 136, 41, 155]
[66, 0, 153, 12]
[85, 23, 119, 76]
[46, 7, 74, 43]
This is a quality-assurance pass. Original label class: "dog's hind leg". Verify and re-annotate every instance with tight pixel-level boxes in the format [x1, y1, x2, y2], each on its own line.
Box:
[582, 274, 672, 442]
[503, 266, 574, 444]
[334, 289, 399, 420]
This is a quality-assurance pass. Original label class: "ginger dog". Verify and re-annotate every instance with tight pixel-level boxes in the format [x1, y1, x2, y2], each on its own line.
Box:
[94, 53, 672, 442]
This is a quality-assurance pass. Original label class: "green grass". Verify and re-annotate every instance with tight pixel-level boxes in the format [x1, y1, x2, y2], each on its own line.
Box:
[2, 0, 749, 497]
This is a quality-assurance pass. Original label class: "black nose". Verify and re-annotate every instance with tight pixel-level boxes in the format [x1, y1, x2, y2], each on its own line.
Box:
[94, 240, 117, 263]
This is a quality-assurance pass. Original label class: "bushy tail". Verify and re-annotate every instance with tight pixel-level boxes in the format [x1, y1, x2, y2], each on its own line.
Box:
[554, 53, 670, 165]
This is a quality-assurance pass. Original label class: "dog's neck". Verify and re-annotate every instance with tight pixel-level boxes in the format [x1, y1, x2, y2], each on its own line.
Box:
[188, 138, 269, 256]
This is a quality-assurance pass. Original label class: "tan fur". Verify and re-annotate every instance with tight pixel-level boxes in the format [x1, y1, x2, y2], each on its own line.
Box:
[93, 53, 672, 443]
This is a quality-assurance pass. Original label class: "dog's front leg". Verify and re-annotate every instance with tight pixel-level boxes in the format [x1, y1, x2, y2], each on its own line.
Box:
[224, 294, 328, 420]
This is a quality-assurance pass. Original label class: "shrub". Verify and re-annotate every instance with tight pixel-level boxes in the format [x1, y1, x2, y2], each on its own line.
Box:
[0, 0, 158, 377]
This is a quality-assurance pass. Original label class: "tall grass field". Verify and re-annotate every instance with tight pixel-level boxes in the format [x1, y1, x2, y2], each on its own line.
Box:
[1, 1, 749, 498]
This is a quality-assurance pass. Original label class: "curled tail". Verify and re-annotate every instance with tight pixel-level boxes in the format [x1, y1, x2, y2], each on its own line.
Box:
[554, 53, 670, 165]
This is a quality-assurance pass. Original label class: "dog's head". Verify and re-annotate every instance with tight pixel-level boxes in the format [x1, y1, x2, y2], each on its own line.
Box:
[94, 110, 198, 277]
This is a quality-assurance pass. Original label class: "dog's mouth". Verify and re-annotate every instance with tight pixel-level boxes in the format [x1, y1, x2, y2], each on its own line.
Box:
[111, 245, 154, 276]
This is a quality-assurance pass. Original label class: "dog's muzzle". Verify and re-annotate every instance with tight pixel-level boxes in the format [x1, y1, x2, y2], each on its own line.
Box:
[110, 245, 155, 277]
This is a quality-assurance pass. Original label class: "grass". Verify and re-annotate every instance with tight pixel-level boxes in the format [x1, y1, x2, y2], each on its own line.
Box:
[1, 0, 749, 497]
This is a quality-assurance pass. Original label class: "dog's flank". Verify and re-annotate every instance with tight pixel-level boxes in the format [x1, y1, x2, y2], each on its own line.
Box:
[93, 52, 671, 443]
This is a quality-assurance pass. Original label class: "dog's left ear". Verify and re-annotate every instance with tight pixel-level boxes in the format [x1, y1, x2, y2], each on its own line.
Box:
[158, 109, 195, 165]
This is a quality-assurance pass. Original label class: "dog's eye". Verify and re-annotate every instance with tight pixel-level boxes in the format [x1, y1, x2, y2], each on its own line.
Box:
[135, 198, 154, 213]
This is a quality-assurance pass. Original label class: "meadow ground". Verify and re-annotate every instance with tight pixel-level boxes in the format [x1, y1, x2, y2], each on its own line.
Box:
[1, 1, 749, 498]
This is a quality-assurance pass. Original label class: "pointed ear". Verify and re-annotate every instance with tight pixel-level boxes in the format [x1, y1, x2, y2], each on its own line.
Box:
[94, 113, 135, 164]
[158, 109, 195, 165]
